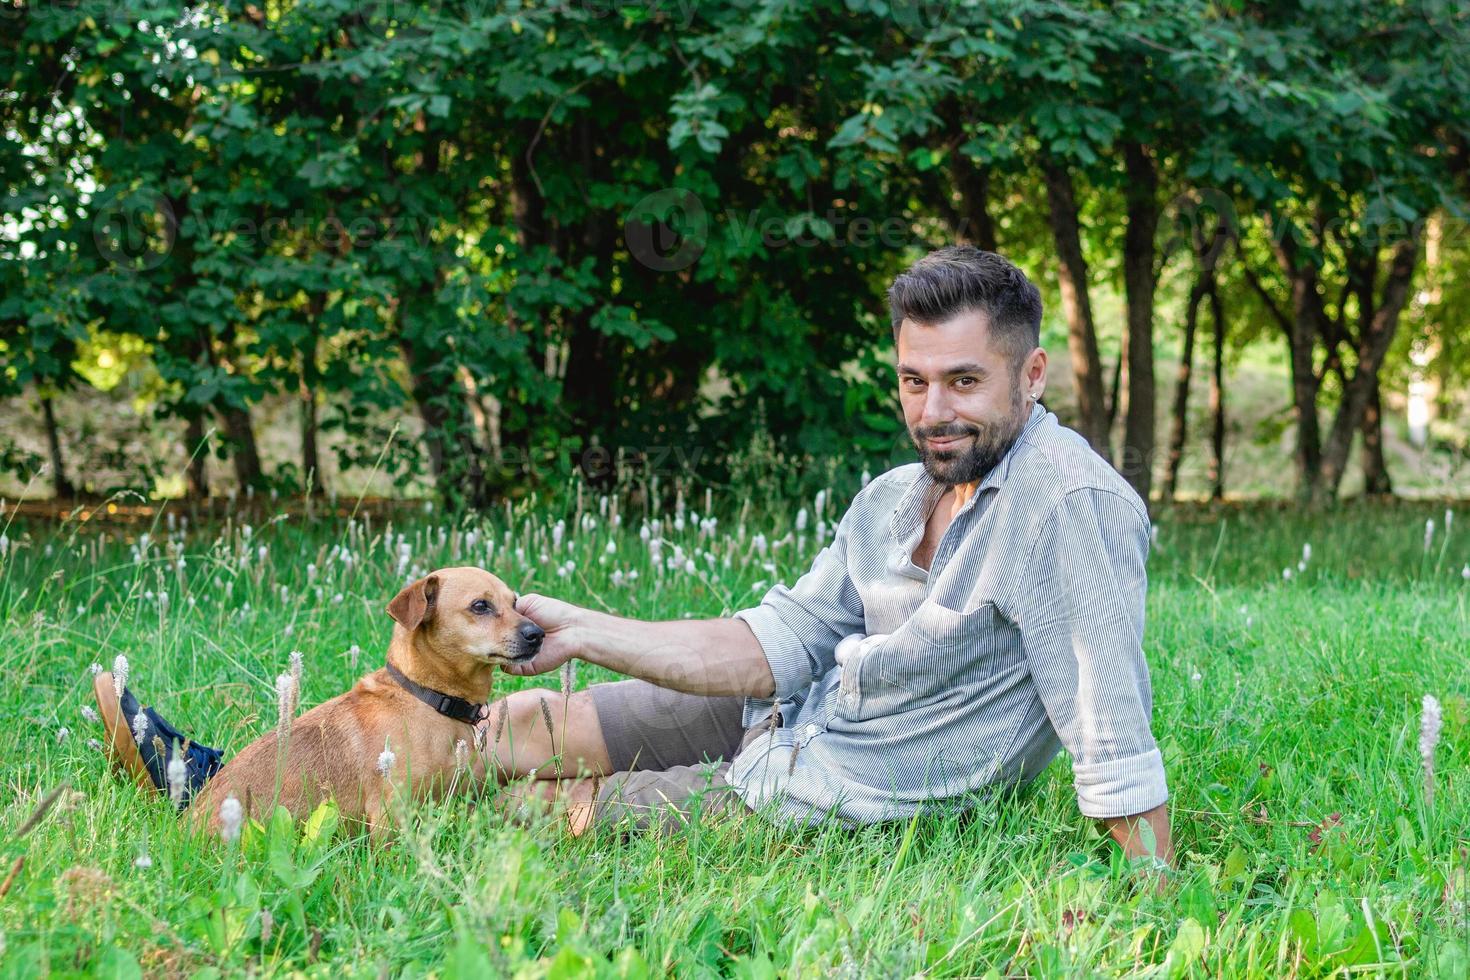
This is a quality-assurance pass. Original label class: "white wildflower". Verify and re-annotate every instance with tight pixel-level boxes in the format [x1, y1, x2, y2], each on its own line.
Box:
[454, 739, 468, 771]
[605, 540, 616, 555]
[552, 520, 565, 549]
[219, 795, 243, 842]
[377, 745, 396, 779]
[166, 755, 187, 804]
[1421, 694, 1443, 807]
[795, 508, 808, 532]
[1420, 694, 1442, 765]
[87, 662, 102, 676]
[134, 853, 152, 869]
[0, 534, 9, 558]
[684, 559, 697, 575]
[1462, 564, 1469, 582]
[132, 710, 149, 745]
[275, 672, 295, 744]
[1282, 567, 1293, 580]
[56, 726, 70, 744]
[348, 644, 361, 671]
[1424, 518, 1435, 553]
[1301, 543, 1311, 564]
[87, 738, 103, 752]
[112, 654, 129, 701]
[80, 705, 100, 724]
[860, 469, 872, 488]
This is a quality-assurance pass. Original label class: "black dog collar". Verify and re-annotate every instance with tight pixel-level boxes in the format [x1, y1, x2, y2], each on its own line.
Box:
[384, 661, 488, 727]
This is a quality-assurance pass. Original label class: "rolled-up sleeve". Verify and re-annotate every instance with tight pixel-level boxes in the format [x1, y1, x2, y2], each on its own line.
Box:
[1009, 488, 1167, 819]
[732, 509, 865, 701]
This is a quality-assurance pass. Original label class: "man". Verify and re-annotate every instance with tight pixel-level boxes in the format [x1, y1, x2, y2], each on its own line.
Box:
[494, 246, 1172, 865]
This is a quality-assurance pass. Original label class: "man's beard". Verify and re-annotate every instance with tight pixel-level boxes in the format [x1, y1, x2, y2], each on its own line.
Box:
[910, 386, 1029, 486]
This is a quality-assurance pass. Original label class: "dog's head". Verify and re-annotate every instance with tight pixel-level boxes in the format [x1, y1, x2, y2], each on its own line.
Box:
[387, 567, 543, 666]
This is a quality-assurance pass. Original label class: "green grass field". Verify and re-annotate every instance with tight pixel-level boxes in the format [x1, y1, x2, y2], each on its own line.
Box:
[1, 491, 1467, 977]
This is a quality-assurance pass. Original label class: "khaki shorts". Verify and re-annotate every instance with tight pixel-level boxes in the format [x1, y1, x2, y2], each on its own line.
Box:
[586, 678, 775, 834]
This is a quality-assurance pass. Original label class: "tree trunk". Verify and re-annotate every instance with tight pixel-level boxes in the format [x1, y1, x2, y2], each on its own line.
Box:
[559, 117, 620, 487]
[1268, 217, 1327, 504]
[1040, 157, 1110, 458]
[301, 295, 325, 496]
[1164, 278, 1205, 501]
[39, 391, 75, 499]
[1317, 234, 1420, 500]
[949, 149, 998, 251]
[184, 412, 209, 500]
[1208, 281, 1226, 501]
[220, 405, 262, 491]
[1166, 217, 1230, 501]
[1121, 143, 1160, 507]
[1360, 375, 1392, 497]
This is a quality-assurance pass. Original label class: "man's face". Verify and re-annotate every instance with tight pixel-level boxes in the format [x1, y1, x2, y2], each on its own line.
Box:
[895, 310, 1039, 486]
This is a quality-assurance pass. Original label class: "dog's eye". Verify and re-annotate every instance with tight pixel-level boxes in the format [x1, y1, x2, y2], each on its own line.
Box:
[470, 599, 494, 616]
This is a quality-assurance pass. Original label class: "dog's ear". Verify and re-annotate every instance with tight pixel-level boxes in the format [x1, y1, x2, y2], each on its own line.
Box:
[387, 573, 441, 632]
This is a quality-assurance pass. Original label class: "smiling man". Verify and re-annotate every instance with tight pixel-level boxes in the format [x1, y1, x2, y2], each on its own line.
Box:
[494, 246, 1172, 866]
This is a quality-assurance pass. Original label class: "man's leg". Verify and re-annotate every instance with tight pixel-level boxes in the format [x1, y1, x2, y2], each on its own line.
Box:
[489, 679, 749, 834]
[482, 687, 615, 782]
[92, 671, 224, 806]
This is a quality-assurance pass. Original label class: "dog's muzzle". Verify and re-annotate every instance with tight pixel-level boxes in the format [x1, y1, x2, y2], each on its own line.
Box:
[514, 621, 545, 660]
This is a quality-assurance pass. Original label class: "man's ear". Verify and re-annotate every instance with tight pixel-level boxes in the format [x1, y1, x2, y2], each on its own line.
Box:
[387, 573, 441, 632]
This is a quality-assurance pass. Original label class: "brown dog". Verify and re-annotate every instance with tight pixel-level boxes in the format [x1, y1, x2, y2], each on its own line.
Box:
[96, 567, 542, 835]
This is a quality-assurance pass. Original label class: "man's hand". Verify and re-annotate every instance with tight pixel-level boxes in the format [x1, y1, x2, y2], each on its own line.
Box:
[502, 593, 588, 676]
[1102, 803, 1174, 888]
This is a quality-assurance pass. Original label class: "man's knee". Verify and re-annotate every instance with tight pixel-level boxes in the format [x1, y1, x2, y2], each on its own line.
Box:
[491, 687, 610, 776]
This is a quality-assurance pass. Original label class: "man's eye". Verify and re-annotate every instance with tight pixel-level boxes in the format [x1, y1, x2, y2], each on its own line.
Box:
[471, 599, 493, 615]
[902, 377, 925, 388]
[955, 377, 977, 388]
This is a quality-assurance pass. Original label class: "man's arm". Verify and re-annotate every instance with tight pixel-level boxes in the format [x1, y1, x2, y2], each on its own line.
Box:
[507, 505, 867, 699]
[1010, 487, 1172, 863]
[504, 594, 775, 697]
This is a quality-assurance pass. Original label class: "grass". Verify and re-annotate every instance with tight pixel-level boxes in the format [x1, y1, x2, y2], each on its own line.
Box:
[1, 489, 1467, 977]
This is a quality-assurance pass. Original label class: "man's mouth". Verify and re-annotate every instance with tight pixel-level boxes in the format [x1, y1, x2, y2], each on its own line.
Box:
[925, 434, 970, 452]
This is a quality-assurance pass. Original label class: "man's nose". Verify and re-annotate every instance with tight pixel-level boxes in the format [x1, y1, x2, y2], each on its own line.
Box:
[517, 621, 545, 648]
[921, 384, 955, 426]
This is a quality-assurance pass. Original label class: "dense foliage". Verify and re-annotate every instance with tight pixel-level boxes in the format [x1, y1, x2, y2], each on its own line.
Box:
[3, 1, 1468, 506]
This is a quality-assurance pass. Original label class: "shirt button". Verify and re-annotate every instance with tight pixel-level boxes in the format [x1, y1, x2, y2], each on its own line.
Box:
[804, 724, 821, 739]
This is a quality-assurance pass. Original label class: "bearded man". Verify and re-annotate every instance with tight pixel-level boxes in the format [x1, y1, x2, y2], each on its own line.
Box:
[494, 245, 1172, 866]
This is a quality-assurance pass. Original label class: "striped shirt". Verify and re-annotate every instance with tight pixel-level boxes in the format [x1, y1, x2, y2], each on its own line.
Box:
[727, 400, 1167, 825]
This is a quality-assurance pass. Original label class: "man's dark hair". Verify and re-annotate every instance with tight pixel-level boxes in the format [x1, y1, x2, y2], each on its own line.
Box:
[886, 246, 1043, 375]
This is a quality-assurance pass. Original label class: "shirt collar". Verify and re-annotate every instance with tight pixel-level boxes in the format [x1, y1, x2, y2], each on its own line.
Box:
[889, 400, 1048, 543]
